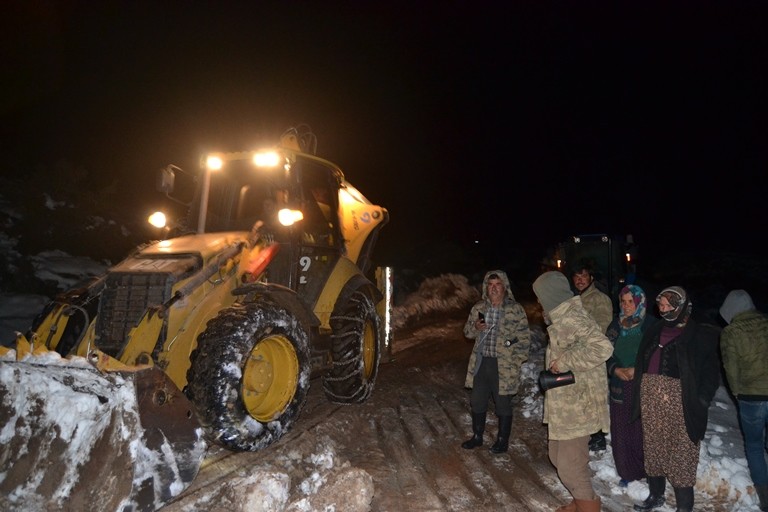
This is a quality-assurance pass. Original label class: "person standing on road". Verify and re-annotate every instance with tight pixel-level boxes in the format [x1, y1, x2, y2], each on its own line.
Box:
[719, 289, 768, 512]
[572, 263, 614, 453]
[572, 263, 614, 333]
[533, 271, 613, 512]
[630, 286, 720, 512]
[462, 270, 531, 454]
[605, 285, 655, 487]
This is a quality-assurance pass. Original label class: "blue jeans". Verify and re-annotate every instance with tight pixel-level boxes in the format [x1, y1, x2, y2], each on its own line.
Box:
[738, 399, 768, 486]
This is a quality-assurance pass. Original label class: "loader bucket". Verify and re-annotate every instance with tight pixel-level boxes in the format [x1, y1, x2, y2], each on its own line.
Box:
[0, 354, 207, 512]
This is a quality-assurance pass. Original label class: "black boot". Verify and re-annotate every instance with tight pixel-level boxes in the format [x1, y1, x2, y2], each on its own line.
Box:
[633, 476, 666, 511]
[490, 415, 512, 454]
[673, 486, 693, 512]
[756, 483, 768, 512]
[588, 430, 606, 452]
[461, 411, 486, 449]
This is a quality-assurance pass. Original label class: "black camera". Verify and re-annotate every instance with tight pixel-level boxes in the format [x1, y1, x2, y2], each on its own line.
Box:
[538, 370, 575, 392]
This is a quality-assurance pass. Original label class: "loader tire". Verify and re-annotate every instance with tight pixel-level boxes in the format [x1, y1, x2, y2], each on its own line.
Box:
[186, 298, 311, 452]
[323, 287, 381, 403]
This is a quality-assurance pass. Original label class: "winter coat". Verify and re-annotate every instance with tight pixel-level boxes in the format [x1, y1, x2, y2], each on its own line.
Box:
[542, 295, 613, 440]
[630, 319, 721, 443]
[605, 315, 656, 403]
[464, 270, 531, 396]
[720, 310, 768, 399]
[580, 282, 614, 334]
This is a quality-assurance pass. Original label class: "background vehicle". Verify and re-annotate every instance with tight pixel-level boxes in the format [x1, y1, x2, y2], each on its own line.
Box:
[0, 125, 390, 511]
[549, 233, 637, 309]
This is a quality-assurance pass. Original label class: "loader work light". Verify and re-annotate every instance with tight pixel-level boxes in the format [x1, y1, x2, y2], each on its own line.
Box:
[206, 155, 224, 170]
[253, 151, 281, 167]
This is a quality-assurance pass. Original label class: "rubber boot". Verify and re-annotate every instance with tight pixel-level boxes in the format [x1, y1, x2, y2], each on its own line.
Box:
[673, 486, 693, 512]
[461, 411, 486, 449]
[490, 415, 512, 454]
[634, 476, 666, 511]
[755, 484, 768, 512]
[574, 497, 601, 512]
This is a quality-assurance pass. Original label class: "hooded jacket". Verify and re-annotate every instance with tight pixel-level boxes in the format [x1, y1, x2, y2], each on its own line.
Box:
[464, 270, 531, 395]
[719, 290, 768, 399]
[532, 271, 613, 440]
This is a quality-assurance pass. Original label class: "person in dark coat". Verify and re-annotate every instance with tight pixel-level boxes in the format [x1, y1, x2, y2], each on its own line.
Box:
[630, 286, 720, 512]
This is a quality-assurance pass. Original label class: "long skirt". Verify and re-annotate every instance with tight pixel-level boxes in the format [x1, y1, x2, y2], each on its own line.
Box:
[640, 374, 699, 487]
[610, 379, 646, 481]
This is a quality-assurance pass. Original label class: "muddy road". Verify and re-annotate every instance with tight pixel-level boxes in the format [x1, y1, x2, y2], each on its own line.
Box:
[162, 318, 568, 511]
[161, 316, 737, 512]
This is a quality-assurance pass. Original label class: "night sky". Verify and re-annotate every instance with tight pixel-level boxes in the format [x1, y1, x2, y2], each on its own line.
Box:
[2, 2, 766, 271]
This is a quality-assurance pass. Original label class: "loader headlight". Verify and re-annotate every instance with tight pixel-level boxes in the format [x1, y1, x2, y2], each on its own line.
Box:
[278, 208, 303, 226]
[148, 211, 167, 229]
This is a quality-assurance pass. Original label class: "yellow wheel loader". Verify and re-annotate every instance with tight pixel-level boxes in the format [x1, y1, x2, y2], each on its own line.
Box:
[0, 126, 390, 511]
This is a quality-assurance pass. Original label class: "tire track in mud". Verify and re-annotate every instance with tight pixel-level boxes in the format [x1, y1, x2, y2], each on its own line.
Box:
[374, 407, 446, 510]
[351, 353, 562, 511]
[410, 371, 563, 511]
[399, 399, 485, 510]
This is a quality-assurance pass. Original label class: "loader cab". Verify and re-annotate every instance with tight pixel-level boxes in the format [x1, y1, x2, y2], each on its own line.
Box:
[155, 147, 387, 297]
[184, 150, 346, 296]
[159, 151, 342, 242]
[196, 158, 284, 233]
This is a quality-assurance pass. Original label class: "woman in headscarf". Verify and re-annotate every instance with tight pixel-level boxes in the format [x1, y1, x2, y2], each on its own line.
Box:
[629, 287, 720, 512]
[605, 285, 656, 487]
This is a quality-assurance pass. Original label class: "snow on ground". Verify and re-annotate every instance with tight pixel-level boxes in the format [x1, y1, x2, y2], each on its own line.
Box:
[0, 259, 764, 510]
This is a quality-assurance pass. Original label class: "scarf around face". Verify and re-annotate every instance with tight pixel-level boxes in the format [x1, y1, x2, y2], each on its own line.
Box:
[656, 286, 692, 328]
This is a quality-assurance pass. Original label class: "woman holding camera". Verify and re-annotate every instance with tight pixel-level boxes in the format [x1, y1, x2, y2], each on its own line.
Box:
[532, 271, 613, 512]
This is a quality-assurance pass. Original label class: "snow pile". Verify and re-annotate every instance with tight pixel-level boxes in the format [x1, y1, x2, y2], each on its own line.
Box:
[164, 437, 374, 512]
[0, 350, 207, 512]
[391, 273, 479, 330]
[30, 249, 108, 291]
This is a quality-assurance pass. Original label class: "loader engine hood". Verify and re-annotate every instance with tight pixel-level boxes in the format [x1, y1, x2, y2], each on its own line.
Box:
[138, 231, 251, 261]
[94, 232, 250, 358]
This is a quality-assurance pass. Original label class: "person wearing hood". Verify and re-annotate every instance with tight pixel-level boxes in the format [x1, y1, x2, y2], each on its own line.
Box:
[719, 290, 768, 512]
[462, 270, 531, 454]
[630, 287, 721, 512]
[532, 271, 613, 512]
